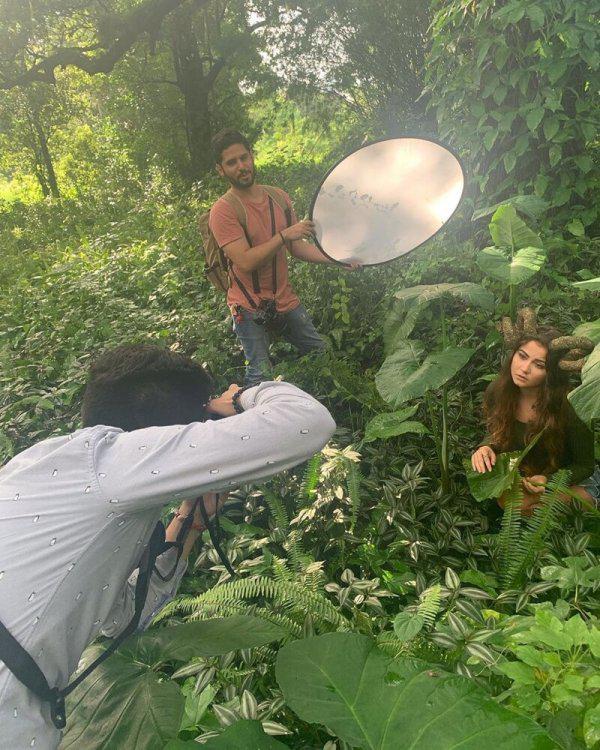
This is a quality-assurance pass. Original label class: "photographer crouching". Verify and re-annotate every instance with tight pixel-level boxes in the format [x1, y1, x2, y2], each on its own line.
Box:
[0, 344, 335, 750]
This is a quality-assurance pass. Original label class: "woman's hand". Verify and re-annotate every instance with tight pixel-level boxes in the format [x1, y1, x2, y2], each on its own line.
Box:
[206, 384, 240, 418]
[522, 474, 547, 495]
[471, 446, 496, 473]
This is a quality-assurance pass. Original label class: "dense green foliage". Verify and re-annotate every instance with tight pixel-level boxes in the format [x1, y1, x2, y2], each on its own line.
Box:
[424, 0, 600, 227]
[1, 1, 599, 748]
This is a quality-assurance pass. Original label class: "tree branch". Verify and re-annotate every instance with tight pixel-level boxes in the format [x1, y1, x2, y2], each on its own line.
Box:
[1, 0, 209, 90]
[206, 57, 226, 88]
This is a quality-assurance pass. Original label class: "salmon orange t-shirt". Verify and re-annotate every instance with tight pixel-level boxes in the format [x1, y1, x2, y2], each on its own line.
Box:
[208, 188, 300, 313]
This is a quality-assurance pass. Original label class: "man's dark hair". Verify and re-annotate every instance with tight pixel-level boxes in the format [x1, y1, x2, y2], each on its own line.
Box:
[211, 128, 252, 165]
[81, 344, 214, 431]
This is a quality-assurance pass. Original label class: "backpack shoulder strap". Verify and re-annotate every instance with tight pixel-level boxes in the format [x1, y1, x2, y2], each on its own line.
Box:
[220, 190, 248, 234]
[262, 185, 293, 226]
[219, 190, 260, 294]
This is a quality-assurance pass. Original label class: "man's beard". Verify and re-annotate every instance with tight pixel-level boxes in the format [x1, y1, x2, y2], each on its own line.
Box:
[229, 169, 255, 189]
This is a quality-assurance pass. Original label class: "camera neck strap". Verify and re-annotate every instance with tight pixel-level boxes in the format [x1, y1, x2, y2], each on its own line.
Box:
[197, 496, 237, 578]
[0, 520, 175, 729]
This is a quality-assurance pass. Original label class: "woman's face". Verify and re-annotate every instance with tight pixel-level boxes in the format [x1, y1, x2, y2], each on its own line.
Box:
[510, 340, 548, 389]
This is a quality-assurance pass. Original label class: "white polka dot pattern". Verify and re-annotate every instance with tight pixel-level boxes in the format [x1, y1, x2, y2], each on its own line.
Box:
[0, 382, 336, 746]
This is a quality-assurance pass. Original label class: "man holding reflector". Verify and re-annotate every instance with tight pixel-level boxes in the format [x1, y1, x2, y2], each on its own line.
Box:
[204, 128, 353, 386]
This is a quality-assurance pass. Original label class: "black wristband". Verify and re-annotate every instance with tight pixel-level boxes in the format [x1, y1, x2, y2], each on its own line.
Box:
[232, 386, 248, 414]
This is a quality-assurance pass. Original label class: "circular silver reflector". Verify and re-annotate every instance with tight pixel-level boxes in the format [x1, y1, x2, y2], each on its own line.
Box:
[310, 137, 465, 266]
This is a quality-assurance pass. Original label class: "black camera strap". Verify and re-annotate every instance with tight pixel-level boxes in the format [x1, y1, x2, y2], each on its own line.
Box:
[228, 261, 259, 310]
[0, 522, 173, 728]
[0, 503, 202, 730]
[197, 497, 237, 578]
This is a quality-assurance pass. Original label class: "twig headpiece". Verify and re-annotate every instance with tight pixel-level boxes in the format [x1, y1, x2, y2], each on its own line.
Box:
[498, 307, 594, 372]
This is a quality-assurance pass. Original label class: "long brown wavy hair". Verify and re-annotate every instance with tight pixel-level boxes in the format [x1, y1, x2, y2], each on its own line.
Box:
[483, 328, 571, 475]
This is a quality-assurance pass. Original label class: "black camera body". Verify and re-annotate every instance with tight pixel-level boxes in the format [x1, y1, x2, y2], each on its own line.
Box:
[254, 298, 278, 327]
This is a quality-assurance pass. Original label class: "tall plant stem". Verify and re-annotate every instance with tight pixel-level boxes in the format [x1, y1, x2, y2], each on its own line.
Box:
[441, 387, 450, 492]
[425, 392, 443, 472]
[509, 284, 517, 322]
[440, 300, 450, 493]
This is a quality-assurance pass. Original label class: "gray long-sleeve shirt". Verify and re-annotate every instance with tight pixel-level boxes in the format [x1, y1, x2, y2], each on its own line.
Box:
[0, 381, 335, 750]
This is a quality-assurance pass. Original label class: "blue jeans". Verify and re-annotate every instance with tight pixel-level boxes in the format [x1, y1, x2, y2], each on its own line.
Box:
[233, 303, 326, 385]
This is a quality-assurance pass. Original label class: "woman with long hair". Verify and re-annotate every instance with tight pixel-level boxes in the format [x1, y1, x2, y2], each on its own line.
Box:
[471, 313, 598, 513]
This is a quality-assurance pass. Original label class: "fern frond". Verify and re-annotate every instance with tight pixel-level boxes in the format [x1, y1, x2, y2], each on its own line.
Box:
[500, 471, 570, 589]
[376, 634, 408, 658]
[272, 556, 293, 582]
[179, 576, 350, 630]
[506, 470, 570, 587]
[303, 565, 325, 594]
[261, 487, 289, 535]
[417, 584, 442, 628]
[498, 479, 524, 588]
[284, 529, 306, 575]
[299, 453, 323, 502]
[189, 601, 303, 639]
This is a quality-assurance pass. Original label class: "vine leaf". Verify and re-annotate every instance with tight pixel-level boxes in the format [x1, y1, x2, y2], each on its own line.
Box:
[61, 645, 184, 750]
[62, 617, 284, 750]
[573, 319, 600, 345]
[275, 632, 555, 749]
[393, 612, 425, 642]
[202, 720, 288, 748]
[463, 430, 545, 502]
[489, 204, 542, 251]
[573, 277, 600, 290]
[471, 195, 549, 222]
[384, 282, 494, 348]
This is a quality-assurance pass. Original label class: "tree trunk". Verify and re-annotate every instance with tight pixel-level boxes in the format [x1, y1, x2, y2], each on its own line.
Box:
[171, 15, 215, 180]
[29, 112, 60, 198]
[32, 156, 50, 197]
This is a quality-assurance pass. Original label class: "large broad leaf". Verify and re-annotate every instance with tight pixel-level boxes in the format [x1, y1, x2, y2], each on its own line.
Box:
[489, 204, 543, 251]
[463, 451, 522, 502]
[573, 277, 600, 291]
[568, 344, 600, 429]
[573, 318, 600, 345]
[61, 617, 284, 750]
[384, 283, 494, 347]
[364, 406, 428, 443]
[60, 644, 184, 750]
[133, 616, 285, 663]
[276, 632, 554, 750]
[202, 720, 288, 749]
[376, 341, 475, 408]
[463, 431, 546, 502]
[477, 246, 546, 285]
[472, 195, 549, 222]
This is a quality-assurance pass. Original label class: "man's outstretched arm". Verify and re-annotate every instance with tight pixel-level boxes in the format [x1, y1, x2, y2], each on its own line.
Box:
[91, 381, 336, 513]
[289, 238, 331, 264]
